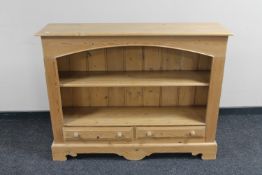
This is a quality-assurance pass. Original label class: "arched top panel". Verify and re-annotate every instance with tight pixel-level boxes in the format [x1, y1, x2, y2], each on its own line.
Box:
[56, 45, 214, 59]
[56, 46, 213, 72]
[41, 36, 228, 58]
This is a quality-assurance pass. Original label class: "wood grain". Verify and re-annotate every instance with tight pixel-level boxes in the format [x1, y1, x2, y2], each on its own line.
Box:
[143, 87, 160, 106]
[125, 47, 143, 71]
[136, 126, 205, 139]
[178, 87, 196, 106]
[161, 87, 179, 106]
[63, 127, 133, 141]
[144, 47, 162, 70]
[88, 49, 106, 71]
[162, 48, 181, 70]
[63, 107, 206, 126]
[107, 47, 125, 71]
[89, 87, 108, 106]
[125, 87, 143, 106]
[59, 71, 210, 87]
[108, 87, 125, 106]
[39, 23, 230, 161]
[36, 23, 232, 36]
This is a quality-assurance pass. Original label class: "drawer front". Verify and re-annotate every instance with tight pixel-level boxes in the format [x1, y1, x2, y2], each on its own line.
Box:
[63, 127, 133, 141]
[136, 126, 205, 139]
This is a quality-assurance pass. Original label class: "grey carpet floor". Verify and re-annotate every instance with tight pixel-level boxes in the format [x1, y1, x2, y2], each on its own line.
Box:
[0, 110, 262, 175]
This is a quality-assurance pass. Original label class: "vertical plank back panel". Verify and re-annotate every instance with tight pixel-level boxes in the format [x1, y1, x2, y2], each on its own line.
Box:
[72, 88, 90, 106]
[162, 49, 181, 70]
[125, 87, 143, 106]
[88, 49, 106, 71]
[161, 87, 179, 106]
[144, 47, 162, 70]
[198, 55, 212, 70]
[195, 87, 209, 105]
[180, 51, 199, 70]
[58, 46, 211, 107]
[178, 87, 195, 106]
[125, 47, 143, 71]
[90, 87, 108, 106]
[143, 87, 160, 106]
[69, 52, 88, 71]
[108, 87, 125, 106]
[60, 88, 72, 106]
[107, 47, 125, 71]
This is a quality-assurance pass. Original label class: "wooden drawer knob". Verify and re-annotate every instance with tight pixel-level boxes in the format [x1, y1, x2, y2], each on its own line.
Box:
[73, 132, 79, 138]
[146, 131, 152, 137]
[117, 132, 123, 138]
[189, 130, 196, 136]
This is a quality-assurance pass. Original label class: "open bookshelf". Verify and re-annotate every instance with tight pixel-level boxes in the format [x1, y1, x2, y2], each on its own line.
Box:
[37, 23, 231, 160]
[57, 47, 211, 126]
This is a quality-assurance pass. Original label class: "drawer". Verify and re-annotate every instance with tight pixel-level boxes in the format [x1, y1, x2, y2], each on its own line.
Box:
[136, 126, 205, 139]
[63, 127, 133, 141]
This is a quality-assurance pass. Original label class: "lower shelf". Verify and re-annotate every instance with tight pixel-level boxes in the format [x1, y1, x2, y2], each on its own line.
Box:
[63, 107, 206, 126]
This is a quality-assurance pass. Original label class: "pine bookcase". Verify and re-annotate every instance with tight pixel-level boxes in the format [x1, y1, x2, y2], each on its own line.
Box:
[36, 23, 231, 160]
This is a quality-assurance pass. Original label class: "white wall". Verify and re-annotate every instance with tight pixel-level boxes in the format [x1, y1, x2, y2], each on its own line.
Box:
[0, 0, 262, 111]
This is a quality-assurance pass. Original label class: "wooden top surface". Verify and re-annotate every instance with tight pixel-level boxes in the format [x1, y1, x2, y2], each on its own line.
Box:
[36, 23, 232, 36]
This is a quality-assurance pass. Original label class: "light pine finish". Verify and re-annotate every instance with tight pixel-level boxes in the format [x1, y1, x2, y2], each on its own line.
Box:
[59, 71, 210, 87]
[52, 142, 217, 161]
[60, 87, 208, 107]
[38, 23, 230, 161]
[43, 58, 64, 142]
[36, 23, 232, 36]
[136, 126, 205, 139]
[63, 107, 206, 126]
[57, 46, 211, 72]
[63, 127, 133, 141]
[205, 58, 226, 141]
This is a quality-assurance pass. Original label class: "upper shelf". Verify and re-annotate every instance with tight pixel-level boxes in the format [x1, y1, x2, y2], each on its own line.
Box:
[59, 71, 210, 87]
[36, 23, 232, 37]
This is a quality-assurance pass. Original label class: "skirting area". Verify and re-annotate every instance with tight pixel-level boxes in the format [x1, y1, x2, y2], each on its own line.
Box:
[0, 108, 261, 175]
